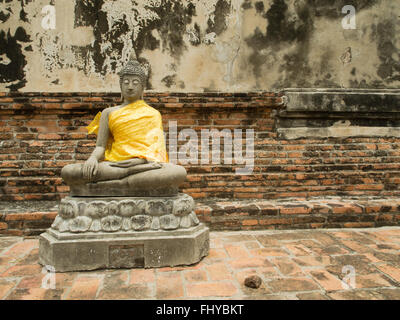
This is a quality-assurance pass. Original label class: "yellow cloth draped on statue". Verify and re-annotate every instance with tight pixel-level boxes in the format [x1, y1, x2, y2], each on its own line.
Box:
[86, 100, 168, 163]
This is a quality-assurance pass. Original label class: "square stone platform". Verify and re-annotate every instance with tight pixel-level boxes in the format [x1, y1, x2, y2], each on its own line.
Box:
[39, 224, 209, 272]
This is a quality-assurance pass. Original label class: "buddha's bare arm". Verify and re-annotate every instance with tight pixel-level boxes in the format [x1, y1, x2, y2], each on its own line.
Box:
[82, 108, 112, 181]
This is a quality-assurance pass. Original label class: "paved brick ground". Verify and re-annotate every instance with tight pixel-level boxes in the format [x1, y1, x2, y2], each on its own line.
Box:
[0, 227, 399, 300]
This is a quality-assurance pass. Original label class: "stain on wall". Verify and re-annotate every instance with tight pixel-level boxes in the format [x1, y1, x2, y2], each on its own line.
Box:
[0, 0, 399, 92]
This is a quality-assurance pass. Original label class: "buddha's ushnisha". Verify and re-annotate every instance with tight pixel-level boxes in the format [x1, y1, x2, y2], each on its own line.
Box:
[61, 52, 186, 196]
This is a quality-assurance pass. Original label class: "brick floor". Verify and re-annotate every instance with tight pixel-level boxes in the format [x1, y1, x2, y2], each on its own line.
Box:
[0, 227, 399, 300]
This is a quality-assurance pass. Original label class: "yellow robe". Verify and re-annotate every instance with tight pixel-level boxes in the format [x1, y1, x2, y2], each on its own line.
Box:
[86, 100, 168, 163]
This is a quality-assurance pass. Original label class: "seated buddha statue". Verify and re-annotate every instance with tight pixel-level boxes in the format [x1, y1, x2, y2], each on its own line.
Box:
[61, 53, 186, 197]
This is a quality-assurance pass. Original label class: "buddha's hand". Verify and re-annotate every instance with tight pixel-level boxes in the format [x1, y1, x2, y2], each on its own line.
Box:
[130, 161, 162, 173]
[109, 158, 147, 168]
[82, 157, 98, 181]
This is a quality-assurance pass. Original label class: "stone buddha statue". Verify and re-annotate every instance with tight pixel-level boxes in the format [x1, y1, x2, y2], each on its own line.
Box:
[40, 52, 209, 272]
[61, 53, 186, 197]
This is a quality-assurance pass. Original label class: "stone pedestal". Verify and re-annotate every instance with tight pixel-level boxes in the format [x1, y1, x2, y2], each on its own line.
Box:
[38, 193, 209, 272]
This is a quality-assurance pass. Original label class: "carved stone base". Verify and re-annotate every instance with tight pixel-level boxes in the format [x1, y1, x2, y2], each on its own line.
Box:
[50, 193, 198, 233]
[38, 193, 209, 271]
[39, 224, 209, 272]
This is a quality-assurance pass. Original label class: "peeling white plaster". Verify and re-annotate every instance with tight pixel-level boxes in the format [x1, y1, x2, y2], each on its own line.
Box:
[1, 0, 399, 92]
[0, 53, 11, 65]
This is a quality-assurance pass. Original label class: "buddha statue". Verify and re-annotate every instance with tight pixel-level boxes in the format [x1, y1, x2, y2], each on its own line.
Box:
[61, 53, 186, 197]
[40, 52, 209, 272]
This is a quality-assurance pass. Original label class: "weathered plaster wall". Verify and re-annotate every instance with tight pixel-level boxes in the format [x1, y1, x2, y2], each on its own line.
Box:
[1, 0, 399, 92]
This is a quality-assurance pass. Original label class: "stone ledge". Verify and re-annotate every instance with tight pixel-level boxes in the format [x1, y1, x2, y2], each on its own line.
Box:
[278, 89, 400, 138]
[1, 197, 400, 235]
[283, 89, 400, 113]
[277, 126, 400, 139]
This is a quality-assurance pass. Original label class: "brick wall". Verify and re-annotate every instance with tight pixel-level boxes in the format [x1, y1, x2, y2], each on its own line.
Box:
[1, 91, 400, 203]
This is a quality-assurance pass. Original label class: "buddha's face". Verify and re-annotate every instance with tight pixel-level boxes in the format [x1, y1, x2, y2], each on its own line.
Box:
[120, 75, 144, 102]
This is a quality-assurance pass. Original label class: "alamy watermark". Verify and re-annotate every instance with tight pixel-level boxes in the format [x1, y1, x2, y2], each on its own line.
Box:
[341, 265, 356, 290]
[342, 5, 356, 30]
[41, 265, 56, 290]
[167, 121, 254, 175]
[41, 5, 56, 30]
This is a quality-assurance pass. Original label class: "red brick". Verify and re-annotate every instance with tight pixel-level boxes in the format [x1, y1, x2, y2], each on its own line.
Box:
[293, 256, 332, 267]
[2, 240, 37, 257]
[259, 218, 292, 226]
[37, 133, 61, 140]
[82, 97, 105, 102]
[272, 257, 304, 276]
[250, 248, 289, 257]
[55, 273, 77, 288]
[376, 264, 400, 282]
[190, 192, 207, 198]
[356, 274, 392, 288]
[0, 280, 16, 299]
[229, 257, 274, 269]
[280, 206, 312, 215]
[43, 103, 61, 109]
[332, 205, 363, 214]
[340, 240, 371, 253]
[214, 119, 241, 125]
[242, 219, 259, 226]
[56, 186, 70, 193]
[5, 212, 44, 221]
[267, 278, 319, 292]
[224, 244, 250, 259]
[366, 204, 395, 213]
[0, 98, 13, 102]
[65, 276, 102, 300]
[184, 269, 208, 282]
[308, 269, 344, 291]
[5, 287, 57, 300]
[297, 292, 330, 300]
[1, 230, 23, 236]
[165, 103, 184, 108]
[1, 265, 42, 277]
[285, 243, 314, 256]
[205, 263, 233, 281]
[206, 248, 228, 260]
[160, 97, 179, 103]
[17, 274, 45, 289]
[343, 222, 374, 228]
[15, 133, 36, 140]
[186, 282, 238, 298]
[156, 272, 184, 299]
[62, 103, 87, 109]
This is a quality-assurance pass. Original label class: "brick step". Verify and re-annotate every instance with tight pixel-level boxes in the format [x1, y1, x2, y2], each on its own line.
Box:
[1, 197, 400, 236]
[195, 197, 400, 231]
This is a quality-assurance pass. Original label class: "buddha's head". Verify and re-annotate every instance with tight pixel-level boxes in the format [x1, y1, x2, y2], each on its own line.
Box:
[118, 52, 149, 102]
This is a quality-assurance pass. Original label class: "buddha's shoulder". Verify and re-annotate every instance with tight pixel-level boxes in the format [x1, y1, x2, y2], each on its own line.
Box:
[101, 105, 120, 116]
[142, 102, 162, 117]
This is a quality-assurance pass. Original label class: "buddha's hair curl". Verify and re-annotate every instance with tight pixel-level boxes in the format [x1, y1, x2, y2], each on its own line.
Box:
[118, 52, 150, 85]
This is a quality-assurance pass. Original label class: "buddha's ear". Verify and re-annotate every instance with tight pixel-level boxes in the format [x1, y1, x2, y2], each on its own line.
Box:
[141, 60, 150, 79]
[137, 57, 151, 89]
[129, 51, 137, 61]
[119, 80, 123, 101]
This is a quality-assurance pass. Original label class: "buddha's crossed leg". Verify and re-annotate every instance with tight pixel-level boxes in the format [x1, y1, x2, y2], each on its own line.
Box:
[62, 158, 161, 184]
